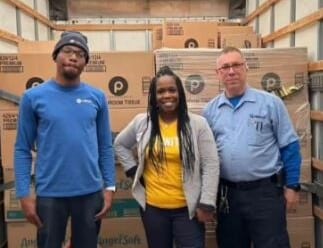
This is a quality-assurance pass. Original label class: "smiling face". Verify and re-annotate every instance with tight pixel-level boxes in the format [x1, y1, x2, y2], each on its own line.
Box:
[156, 74, 179, 121]
[216, 51, 248, 97]
[55, 45, 87, 86]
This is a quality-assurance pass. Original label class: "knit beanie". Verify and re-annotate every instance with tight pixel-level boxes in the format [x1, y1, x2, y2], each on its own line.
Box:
[52, 31, 89, 63]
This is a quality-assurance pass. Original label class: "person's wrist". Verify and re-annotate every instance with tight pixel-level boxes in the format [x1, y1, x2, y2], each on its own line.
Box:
[286, 184, 301, 192]
[105, 186, 116, 192]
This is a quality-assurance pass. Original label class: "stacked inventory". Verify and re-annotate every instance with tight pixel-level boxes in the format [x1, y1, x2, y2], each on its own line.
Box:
[152, 21, 261, 50]
[0, 45, 314, 248]
[155, 47, 314, 247]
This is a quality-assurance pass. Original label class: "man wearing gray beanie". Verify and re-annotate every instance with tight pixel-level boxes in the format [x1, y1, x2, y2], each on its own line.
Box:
[14, 31, 116, 248]
[52, 31, 90, 64]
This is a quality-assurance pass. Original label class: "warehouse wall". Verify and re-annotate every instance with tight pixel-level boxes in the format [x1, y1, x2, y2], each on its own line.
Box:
[246, 0, 322, 61]
[0, 0, 50, 53]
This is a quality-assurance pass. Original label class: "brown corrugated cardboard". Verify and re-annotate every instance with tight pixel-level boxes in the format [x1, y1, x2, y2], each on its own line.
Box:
[110, 108, 146, 133]
[6, 217, 147, 248]
[115, 165, 132, 199]
[300, 159, 312, 183]
[154, 47, 309, 108]
[220, 33, 260, 49]
[287, 216, 315, 248]
[18, 41, 56, 53]
[287, 191, 312, 217]
[82, 52, 154, 109]
[0, 110, 19, 168]
[152, 25, 163, 50]
[7, 221, 70, 248]
[0, 99, 18, 111]
[0, 54, 54, 97]
[0, 52, 155, 109]
[218, 26, 258, 49]
[162, 22, 218, 49]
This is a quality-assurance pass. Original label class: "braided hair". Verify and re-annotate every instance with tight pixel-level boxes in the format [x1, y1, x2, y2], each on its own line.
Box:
[146, 66, 195, 175]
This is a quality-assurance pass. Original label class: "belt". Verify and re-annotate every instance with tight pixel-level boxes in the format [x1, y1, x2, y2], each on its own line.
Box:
[220, 174, 277, 190]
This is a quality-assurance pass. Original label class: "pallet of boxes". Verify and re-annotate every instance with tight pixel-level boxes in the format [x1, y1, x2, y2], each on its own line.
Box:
[153, 20, 260, 248]
[0, 43, 157, 247]
[154, 45, 314, 247]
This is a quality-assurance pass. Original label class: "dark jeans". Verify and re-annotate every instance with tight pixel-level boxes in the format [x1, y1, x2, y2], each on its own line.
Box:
[141, 204, 205, 248]
[217, 179, 290, 248]
[36, 190, 103, 248]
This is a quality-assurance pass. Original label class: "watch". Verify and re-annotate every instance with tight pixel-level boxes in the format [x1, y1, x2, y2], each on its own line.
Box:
[286, 184, 301, 192]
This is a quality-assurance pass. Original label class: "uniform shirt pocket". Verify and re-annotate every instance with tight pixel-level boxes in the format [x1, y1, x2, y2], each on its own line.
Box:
[247, 116, 273, 146]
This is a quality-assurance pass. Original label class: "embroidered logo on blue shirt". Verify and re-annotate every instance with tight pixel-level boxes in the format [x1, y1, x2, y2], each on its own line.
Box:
[76, 98, 93, 104]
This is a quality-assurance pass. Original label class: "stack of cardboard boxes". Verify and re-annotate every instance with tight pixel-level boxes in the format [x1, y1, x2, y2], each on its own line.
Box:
[153, 21, 261, 50]
[155, 47, 314, 248]
[0, 22, 314, 247]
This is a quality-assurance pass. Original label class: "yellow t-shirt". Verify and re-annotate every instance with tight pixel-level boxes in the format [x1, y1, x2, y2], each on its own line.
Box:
[143, 119, 187, 208]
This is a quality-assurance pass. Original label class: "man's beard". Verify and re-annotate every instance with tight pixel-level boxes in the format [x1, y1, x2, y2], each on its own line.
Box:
[62, 69, 81, 81]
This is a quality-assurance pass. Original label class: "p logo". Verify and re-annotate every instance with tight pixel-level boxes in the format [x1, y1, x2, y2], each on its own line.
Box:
[185, 75, 205, 95]
[109, 76, 128, 96]
[26, 77, 44, 89]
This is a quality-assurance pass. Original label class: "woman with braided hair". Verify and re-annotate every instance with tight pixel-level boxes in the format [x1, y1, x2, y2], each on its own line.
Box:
[114, 66, 219, 248]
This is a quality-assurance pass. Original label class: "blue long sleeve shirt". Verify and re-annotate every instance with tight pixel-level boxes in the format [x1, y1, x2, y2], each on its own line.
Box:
[14, 80, 115, 198]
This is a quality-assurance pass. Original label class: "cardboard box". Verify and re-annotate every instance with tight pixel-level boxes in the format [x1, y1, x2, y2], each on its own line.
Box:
[300, 159, 312, 183]
[0, 99, 19, 111]
[220, 33, 260, 49]
[98, 217, 147, 248]
[162, 22, 218, 49]
[82, 52, 154, 109]
[154, 47, 309, 108]
[0, 54, 54, 97]
[0, 110, 19, 169]
[6, 217, 147, 248]
[18, 41, 56, 53]
[287, 191, 312, 217]
[0, 52, 155, 109]
[287, 216, 315, 248]
[218, 26, 259, 48]
[110, 108, 146, 134]
[6, 221, 71, 248]
[152, 25, 163, 50]
[115, 165, 133, 199]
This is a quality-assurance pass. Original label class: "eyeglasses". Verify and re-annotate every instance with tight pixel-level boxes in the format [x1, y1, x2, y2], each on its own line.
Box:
[60, 46, 86, 59]
[217, 63, 245, 73]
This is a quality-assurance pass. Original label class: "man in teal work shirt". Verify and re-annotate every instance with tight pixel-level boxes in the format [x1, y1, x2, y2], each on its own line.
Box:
[203, 46, 301, 248]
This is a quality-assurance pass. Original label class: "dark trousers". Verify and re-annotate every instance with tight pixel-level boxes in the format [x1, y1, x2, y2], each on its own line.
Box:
[217, 179, 290, 248]
[36, 190, 103, 248]
[141, 204, 205, 248]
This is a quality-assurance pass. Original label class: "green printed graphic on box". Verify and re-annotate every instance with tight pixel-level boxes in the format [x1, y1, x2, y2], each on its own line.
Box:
[6, 210, 26, 221]
[105, 199, 140, 218]
[7, 198, 140, 221]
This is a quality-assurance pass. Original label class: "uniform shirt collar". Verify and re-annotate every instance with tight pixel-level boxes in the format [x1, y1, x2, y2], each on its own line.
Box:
[218, 87, 256, 108]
